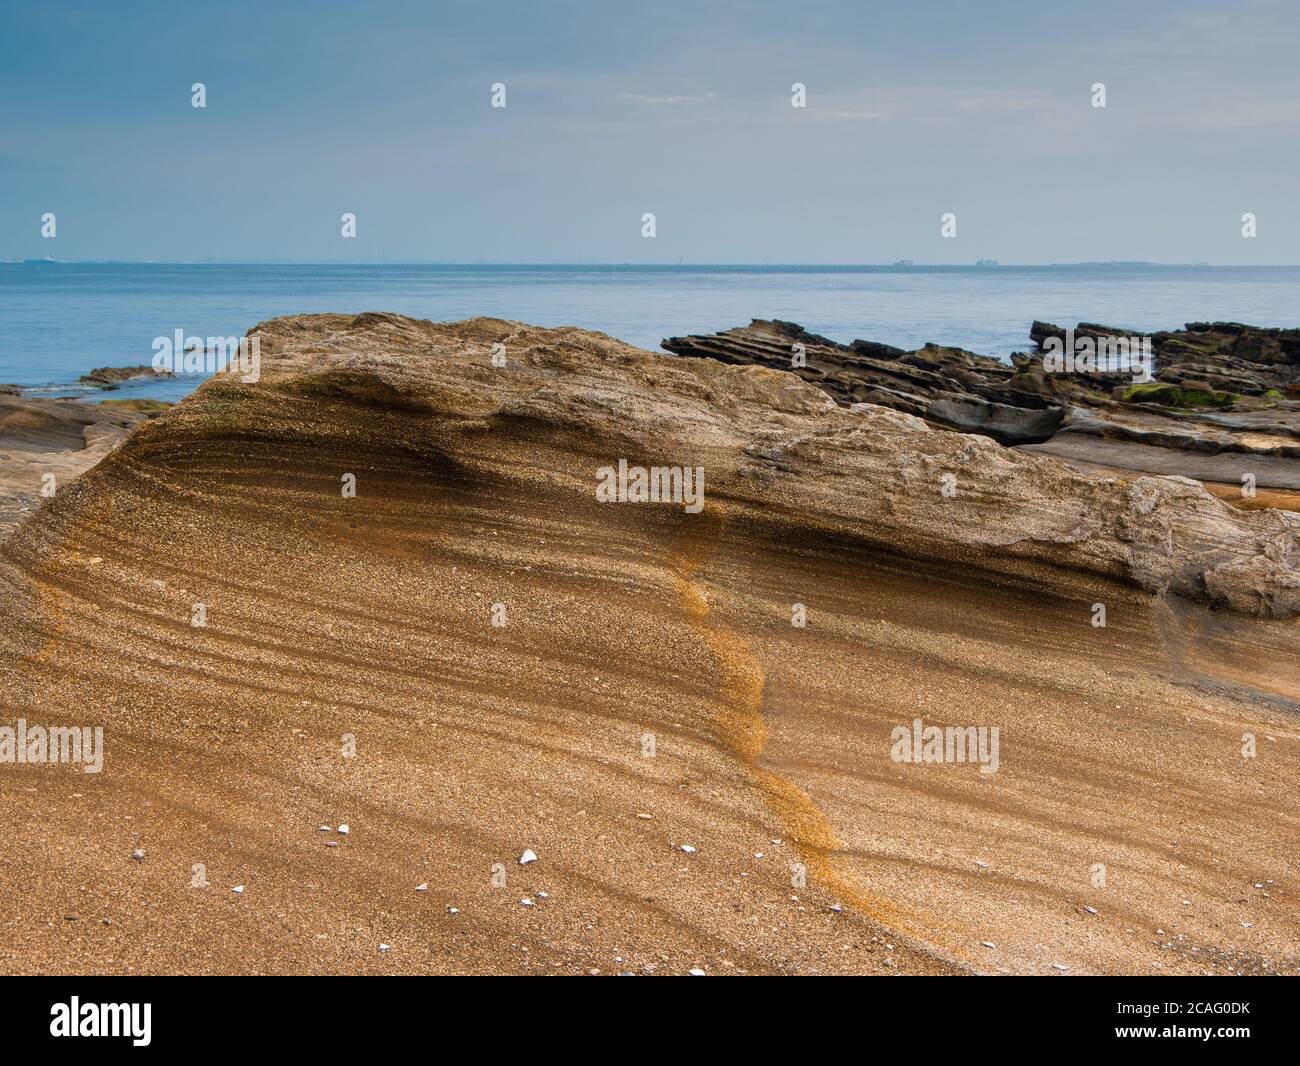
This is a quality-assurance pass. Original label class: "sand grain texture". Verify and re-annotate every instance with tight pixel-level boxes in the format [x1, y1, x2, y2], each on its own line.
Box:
[0, 313, 1296, 975]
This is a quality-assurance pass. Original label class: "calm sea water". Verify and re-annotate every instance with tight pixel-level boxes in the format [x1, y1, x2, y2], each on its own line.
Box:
[2, 263, 1298, 402]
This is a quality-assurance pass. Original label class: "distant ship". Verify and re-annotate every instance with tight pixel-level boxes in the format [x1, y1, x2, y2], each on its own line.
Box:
[975, 258, 999, 267]
[893, 259, 915, 267]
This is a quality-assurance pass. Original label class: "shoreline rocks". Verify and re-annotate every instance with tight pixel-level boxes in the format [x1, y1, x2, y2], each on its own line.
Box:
[0, 394, 165, 540]
[38, 310, 1285, 617]
[662, 318, 1300, 496]
[662, 319, 1064, 445]
[1031, 320, 1300, 397]
[2, 311, 1297, 978]
[78, 364, 175, 389]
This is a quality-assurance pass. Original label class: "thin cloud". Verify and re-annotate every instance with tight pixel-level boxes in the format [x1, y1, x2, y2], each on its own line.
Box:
[619, 90, 718, 105]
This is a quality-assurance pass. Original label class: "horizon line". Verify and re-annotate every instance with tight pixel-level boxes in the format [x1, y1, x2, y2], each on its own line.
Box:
[6, 259, 1300, 269]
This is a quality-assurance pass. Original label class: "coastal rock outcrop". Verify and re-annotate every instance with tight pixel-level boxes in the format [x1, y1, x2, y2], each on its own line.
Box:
[0, 394, 153, 538]
[662, 319, 1064, 444]
[78, 364, 174, 389]
[1, 313, 1296, 977]
[1021, 320, 1300, 500]
[663, 318, 1300, 504]
[75, 311, 1290, 618]
[1031, 320, 1300, 396]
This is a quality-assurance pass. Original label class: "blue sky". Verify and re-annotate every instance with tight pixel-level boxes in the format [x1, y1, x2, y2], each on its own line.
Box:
[2, 0, 1297, 263]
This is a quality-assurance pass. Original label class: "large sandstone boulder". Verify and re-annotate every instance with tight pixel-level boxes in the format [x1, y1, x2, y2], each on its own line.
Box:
[35, 312, 1286, 617]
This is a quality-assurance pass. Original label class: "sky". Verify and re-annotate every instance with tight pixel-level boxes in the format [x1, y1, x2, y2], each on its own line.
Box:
[1, 0, 1297, 264]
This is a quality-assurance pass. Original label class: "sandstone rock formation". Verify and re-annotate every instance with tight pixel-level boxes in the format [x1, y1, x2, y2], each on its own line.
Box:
[1031, 320, 1300, 396]
[1020, 320, 1300, 502]
[662, 319, 1066, 444]
[663, 318, 1300, 505]
[1, 313, 1296, 976]
[78, 364, 175, 388]
[0, 394, 154, 538]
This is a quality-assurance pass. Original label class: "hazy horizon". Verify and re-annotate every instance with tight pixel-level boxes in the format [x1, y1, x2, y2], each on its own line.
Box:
[3, 0, 1297, 265]
[9, 260, 1300, 268]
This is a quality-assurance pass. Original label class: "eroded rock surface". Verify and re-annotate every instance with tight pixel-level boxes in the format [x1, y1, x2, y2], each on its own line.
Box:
[663, 318, 1300, 500]
[135, 312, 1297, 617]
[78, 364, 174, 388]
[0, 395, 153, 539]
[663, 319, 1064, 444]
[1, 313, 1296, 977]
[1031, 319, 1300, 396]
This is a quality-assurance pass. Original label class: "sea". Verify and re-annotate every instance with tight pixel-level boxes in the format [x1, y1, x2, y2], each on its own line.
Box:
[2, 262, 1298, 403]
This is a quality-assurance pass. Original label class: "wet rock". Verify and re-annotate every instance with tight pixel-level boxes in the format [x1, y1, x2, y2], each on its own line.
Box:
[664, 317, 1300, 496]
[78, 365, 175, 387]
